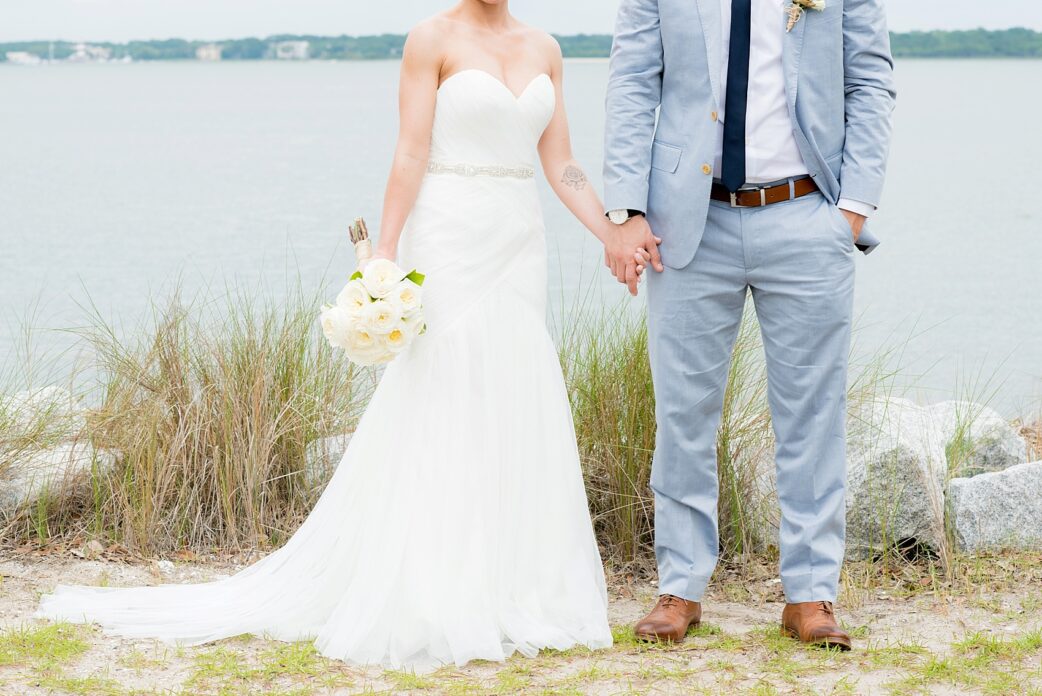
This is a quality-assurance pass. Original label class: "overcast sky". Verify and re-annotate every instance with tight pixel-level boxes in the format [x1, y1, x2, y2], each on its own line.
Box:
[2, 0, 1040, 43]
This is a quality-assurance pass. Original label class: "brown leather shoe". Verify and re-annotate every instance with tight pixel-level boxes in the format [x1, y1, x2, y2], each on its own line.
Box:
[634, 594, 702, 643]
[781, 601, 852, 650]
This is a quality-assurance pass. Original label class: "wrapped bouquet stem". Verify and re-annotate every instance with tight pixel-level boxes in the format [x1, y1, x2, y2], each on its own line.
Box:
[320, 217, 426, 366]
[349, 217, 373, 265]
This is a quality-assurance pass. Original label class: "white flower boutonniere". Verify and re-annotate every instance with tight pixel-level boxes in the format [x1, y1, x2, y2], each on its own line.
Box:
[787, 0, 826, 32]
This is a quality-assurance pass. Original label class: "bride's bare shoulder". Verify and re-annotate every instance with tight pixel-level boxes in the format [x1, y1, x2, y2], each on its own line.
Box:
[520, 26, 564, 72]
[403, 15, 457, 59]
[404, 15, 450, 46]
[515, 25, 563, 61]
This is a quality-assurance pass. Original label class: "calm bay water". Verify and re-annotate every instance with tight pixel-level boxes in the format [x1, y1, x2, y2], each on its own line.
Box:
[1, 59, 1040, 414]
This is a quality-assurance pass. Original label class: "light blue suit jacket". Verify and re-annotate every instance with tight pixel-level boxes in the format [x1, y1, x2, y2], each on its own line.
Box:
[604, 0, 897, 269]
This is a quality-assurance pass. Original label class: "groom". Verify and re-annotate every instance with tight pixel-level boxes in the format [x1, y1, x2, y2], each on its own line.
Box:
[603, 0, 895, 649]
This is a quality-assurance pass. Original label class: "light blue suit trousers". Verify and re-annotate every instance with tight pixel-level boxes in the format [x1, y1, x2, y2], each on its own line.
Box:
[646, 192, 855, 603]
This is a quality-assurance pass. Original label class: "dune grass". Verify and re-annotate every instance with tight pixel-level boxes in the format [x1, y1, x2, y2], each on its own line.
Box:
[1023, 419, 1042, 461]
[558, 302, 656, 568]
[0, 283, 1024, 579]
[1, 285, 371, 554]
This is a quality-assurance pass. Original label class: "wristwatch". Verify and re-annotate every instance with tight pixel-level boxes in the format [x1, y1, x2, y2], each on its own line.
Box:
[608, 209, 645, 225]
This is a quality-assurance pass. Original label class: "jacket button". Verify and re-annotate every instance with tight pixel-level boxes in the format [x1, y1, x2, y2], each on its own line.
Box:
[711, 111, 719, 122]
[702, 164, 712, 175]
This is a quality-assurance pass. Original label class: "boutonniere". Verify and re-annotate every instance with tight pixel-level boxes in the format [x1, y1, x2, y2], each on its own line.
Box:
[786, 0, 825, 32]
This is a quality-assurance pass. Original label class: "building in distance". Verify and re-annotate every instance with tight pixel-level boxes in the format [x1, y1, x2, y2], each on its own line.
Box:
[273, 41, 310, 60]
[67, 43, 112, 62]
[5, 51, 43, 65]
[196, 44, 223, 61]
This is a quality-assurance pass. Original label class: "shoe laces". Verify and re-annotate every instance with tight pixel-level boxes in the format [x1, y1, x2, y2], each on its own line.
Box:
[659, 594, 683, 608]
[817, 601, 834, 616]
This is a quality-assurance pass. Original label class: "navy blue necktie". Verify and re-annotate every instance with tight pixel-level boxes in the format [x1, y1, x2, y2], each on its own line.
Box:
[721, 0, 752, 193]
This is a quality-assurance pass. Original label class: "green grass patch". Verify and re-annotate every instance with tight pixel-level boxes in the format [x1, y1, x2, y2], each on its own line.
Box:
[35, 673, 127, 696]
[184, 640, 354, 693]
[0, 621, 91, 670]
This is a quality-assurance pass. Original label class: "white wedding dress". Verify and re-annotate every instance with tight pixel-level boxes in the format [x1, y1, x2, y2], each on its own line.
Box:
[34, 68, 612, 671]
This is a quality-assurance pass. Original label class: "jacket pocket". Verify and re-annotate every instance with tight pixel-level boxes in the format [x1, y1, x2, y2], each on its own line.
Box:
[650, 140, 682, 174]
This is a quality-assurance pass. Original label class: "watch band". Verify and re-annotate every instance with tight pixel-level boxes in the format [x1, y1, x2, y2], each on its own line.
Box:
[607, 209, 646, 222]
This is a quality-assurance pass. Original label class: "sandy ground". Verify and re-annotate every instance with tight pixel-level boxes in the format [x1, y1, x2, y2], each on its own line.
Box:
[1, 549, 1041, 695]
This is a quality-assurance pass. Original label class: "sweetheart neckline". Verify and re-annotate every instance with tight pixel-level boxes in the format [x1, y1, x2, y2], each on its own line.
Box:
[437, 69, 552, 102]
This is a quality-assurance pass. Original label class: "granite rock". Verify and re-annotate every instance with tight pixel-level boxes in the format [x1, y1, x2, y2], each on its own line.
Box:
[844, 397, 949, 559]
[0, 441, 115, 512]
[929, 401, 1027, 477]
[948, 461, 1042, 552]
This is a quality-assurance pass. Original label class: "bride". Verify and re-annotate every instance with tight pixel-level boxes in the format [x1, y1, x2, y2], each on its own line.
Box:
[35, 0, 663, 671]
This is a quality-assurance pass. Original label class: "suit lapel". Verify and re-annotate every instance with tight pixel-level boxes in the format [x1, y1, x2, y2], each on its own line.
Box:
[781, 3, 807, 109]
[694, 0, 723, 108]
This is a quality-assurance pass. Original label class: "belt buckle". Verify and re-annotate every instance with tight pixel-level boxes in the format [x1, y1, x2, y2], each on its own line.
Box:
[729, 188, 767, 208]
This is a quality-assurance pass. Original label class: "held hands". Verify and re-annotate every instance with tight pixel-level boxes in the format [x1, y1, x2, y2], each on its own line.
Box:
[603, 215, 664, 296]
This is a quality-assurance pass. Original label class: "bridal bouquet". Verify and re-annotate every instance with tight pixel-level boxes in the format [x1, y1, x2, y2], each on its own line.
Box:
[320, 219, 426, 366]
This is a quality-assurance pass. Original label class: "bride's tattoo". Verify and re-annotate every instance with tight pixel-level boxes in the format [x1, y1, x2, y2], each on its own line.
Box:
[562, 165, 588, 191]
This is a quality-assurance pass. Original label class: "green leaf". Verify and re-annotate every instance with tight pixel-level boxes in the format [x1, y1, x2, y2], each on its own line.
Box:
[405, 270, 425, 286]
[349, 271, 363, 281]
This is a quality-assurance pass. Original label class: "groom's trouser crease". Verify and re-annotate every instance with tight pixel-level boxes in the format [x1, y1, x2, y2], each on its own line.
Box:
[647, 192, 854, 604]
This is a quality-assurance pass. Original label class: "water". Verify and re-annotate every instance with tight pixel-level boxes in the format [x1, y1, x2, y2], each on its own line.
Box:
[1, 59, 1040, 415]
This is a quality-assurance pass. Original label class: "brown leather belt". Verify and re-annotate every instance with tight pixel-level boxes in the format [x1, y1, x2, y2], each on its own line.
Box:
[710, 176, 819, 208]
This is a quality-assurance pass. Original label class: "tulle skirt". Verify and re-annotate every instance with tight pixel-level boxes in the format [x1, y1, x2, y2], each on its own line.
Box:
[34, 173, 612, 671]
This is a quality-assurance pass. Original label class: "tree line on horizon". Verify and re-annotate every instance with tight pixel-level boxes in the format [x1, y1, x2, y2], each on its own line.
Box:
[3, 28, 1041, 62]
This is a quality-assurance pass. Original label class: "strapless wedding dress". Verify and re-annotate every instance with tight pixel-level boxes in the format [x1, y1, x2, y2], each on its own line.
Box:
[34, 69, 612, 671]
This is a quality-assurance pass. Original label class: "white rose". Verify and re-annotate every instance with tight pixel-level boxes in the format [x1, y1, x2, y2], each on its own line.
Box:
[361, 258, 407, 298]
[336, 279, 371, 317]
[402, 309, 426, 338]
[344, 326, 392, 366]
[348, 347, 392, 367]
[319, 305, 355, 350]
[383, 326, 412, 354]
[386, 279, 422, 314]
[345, 325, 376, 350]
[361, 299, 402, 335]
[351, 345, 394, 366]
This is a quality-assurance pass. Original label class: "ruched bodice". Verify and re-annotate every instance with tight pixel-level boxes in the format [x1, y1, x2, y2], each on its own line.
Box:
[428, 70, 555, 168]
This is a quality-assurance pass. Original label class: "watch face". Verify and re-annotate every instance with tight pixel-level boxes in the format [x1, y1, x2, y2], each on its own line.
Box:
[609, 210, 629, 225]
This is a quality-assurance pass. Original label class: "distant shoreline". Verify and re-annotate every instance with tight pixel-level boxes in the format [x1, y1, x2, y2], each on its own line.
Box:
[3, 28, 1042, 63]
[3, 56, 1041, 67]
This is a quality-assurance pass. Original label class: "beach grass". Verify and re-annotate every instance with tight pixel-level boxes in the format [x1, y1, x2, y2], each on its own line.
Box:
[0, 284, 1026, 575]
[1, 285, 371, 554]
[558, 302, 656, 569]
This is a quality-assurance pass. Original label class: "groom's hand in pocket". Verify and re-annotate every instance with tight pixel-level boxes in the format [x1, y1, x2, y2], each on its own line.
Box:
[839, 209, 866, 243]
[604, 216, 664, 296]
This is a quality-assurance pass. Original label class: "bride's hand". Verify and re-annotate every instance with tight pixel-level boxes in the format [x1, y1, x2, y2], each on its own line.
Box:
[358, 249, 396, 272]
[603, 219, 662, 295]
[635, 248, 652, 277]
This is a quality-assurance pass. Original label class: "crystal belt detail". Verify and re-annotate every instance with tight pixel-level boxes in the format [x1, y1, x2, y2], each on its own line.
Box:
[427, 161, 536, 179]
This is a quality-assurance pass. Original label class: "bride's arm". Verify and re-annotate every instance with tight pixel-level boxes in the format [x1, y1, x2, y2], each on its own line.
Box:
[536, 39, 663, 296]
[371, 26, 442, 264]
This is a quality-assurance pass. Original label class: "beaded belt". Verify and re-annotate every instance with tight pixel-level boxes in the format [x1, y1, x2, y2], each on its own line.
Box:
[426, 161, 536, 179]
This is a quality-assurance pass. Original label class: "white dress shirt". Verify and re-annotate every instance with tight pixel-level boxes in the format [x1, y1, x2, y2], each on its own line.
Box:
[715, 0, 875, 218]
